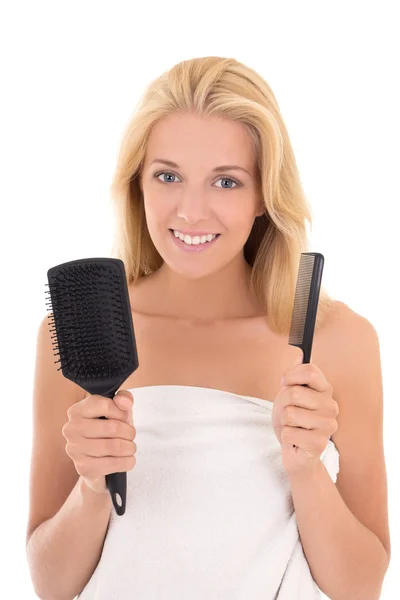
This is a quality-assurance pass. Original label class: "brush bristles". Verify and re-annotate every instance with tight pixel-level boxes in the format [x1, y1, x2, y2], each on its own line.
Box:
[45, 262, 134, 380]
[289, 254, 315, 345]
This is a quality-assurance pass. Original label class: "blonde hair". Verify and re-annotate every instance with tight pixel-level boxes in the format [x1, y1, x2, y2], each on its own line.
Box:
[110, 56, 335, 335]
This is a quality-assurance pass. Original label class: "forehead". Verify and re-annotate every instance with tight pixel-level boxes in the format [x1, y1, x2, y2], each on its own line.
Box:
[143, 112, 255, 169]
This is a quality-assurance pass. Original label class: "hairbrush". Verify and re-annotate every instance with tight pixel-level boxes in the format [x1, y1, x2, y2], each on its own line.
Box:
[45, 257, 139, 516]
[288, 252, 326, 445]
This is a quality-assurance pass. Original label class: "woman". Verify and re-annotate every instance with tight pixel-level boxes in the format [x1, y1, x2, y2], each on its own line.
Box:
[26, 56, 390, 599]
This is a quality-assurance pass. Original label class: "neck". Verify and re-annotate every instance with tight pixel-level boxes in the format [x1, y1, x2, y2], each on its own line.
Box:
[147, 254, 265, 323]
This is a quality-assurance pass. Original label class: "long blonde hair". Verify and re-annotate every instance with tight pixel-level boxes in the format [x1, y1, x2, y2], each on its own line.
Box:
[110, 56, 335, 335]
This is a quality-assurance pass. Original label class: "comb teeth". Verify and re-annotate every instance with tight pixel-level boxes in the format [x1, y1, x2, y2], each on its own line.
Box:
[46, 259, 137, 385]
[288, 254, 316, 346]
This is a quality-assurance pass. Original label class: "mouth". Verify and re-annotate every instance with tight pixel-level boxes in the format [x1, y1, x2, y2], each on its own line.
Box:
[168, 229, 221, 237]
[168, 229, 221, 251]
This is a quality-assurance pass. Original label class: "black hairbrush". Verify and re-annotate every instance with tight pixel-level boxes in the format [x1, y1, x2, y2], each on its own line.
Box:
[45, 257, 139, 516]
[288, 252, 325, 444]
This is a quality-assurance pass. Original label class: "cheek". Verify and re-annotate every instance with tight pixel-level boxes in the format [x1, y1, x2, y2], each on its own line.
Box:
[227, 206, 258, 234]
[217, 202, 253, 225]
[144, 194, 170, 227]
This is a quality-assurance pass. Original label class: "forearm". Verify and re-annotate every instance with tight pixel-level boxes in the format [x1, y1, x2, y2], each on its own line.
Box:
[288, 461, 389, 600]
[26, 477, 112, 600]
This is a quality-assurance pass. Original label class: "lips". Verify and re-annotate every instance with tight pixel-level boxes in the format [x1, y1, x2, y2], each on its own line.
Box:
[169, 229, 221, 239]
[169, 229, 221, 252]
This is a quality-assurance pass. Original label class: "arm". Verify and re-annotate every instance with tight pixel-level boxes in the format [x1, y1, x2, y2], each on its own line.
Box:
[25, 315, 112, 600]
[289, 461, 389, 600]
[26, 477, 112, 600]
[289, 305, 391, 600]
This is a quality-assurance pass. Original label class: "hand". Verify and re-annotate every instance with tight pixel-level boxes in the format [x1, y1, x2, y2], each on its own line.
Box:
[62, 390, 137, 494]
[272, 355, 339, 477]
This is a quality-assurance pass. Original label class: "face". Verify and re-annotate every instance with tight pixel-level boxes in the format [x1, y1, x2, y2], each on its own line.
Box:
[139, 112, 264, 280]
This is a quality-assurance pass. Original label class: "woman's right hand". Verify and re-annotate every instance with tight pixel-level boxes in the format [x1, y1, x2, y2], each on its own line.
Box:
[62, 390, 137, 495]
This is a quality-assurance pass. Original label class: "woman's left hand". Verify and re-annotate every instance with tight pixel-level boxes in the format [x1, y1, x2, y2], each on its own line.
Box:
[272, 355, 339, 477]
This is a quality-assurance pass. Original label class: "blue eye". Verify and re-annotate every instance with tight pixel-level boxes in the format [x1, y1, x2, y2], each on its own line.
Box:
[155, 172, 179, 184]
[214, 177, 239, 189]
[154, 171, 240, 188]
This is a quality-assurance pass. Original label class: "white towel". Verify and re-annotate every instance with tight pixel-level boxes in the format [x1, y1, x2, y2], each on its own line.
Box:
[77, 385, 340, 599]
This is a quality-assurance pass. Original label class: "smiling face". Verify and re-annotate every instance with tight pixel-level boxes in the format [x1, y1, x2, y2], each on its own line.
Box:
[139, 112, 264, 280]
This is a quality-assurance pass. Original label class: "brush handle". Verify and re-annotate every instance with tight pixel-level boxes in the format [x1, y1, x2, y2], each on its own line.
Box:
[105, 472, 126, 516]
[99, 416, 127, 516]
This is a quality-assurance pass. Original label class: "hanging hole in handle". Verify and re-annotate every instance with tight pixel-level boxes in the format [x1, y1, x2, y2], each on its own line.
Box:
[114, 493, 122, 507]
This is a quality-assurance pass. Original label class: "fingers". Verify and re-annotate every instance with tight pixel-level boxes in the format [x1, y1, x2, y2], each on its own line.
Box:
[281, 404, 336, 433]
[67, 391, 134, 422]
[283, 363, 330, 392]
[74, 455, 137, 480]
[62, 389, 137, 482]
[113, 391, 134, 426]
[279, 385, 335, 415]
[74, 437, 137, 458]
[114, 391, 134, 411]
[70, 417, 136, 440]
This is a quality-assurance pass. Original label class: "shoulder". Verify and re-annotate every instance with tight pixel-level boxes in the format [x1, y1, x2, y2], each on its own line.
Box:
[320, 300, 380, 361]
[316, 300, 381, 402]
[317, 300, 384, 451]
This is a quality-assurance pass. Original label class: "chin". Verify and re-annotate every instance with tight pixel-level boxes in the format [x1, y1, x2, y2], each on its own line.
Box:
[160, 256, 221, 280]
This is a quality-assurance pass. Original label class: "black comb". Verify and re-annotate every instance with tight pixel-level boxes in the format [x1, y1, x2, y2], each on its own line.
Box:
[288, 252, 324, 362]
[45, 257, 139, 516]
[288, 252, 325, 446]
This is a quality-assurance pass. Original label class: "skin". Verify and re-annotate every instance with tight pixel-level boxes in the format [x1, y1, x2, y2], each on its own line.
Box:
[138, 111, 266, 322]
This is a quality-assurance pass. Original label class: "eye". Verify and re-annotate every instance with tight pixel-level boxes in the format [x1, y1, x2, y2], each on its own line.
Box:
[155, 172, 181, 184]
[154, 171, 240, 188]
[214, 177, 239, 189]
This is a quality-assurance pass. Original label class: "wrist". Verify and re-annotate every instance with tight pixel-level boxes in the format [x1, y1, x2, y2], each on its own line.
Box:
[287, 459, 324, 485]
[79, 477, 112, 505]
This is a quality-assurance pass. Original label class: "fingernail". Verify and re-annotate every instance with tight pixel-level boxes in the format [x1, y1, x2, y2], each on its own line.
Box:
[119, 395, 132, 408]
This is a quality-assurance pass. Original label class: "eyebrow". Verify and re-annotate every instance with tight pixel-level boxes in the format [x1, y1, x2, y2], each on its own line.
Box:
[149, 158, 251, 177]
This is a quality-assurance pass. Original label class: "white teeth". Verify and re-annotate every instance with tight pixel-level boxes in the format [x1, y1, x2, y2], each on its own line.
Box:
[172, 230, 218, 245]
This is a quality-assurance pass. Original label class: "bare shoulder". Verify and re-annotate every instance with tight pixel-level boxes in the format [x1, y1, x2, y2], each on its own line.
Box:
[314, 299, 381, 401]
[317, 299, 379, 353]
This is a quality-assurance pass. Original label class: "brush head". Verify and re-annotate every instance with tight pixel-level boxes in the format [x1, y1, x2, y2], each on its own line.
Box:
[45, 257, 139, 399]
[289, 252, 324, 362]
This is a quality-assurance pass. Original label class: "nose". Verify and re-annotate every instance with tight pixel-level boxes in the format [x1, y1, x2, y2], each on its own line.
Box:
[177, 189, 210, 224]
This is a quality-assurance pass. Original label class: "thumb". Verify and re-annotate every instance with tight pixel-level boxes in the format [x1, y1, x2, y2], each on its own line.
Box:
[280, 354, 304, 387]
[114, 391, 134, 422]
[294, 353, 304, 366]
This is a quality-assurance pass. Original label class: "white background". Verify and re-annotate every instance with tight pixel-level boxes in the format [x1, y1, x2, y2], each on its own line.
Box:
[1, 1, 398, 597]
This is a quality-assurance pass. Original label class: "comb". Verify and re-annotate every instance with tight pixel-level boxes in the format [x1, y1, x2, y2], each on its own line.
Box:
[45, 257, 139, 516]
[288, 252, 324, 363]
[288, 252, 325, 447]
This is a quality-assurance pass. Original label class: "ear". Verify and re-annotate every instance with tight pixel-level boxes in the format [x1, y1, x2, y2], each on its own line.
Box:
[255, 201, 265, 218]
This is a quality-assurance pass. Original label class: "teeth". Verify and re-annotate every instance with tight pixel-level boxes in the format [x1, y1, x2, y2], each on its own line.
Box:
[172, 230, 218, 245]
